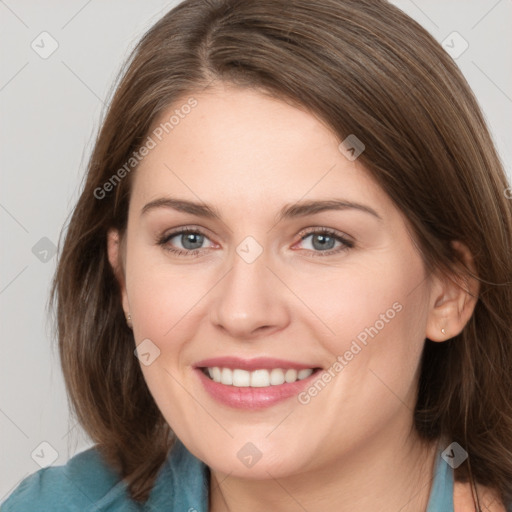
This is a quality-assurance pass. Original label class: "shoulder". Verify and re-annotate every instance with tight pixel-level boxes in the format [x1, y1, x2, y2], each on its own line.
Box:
[1, 446, 139, 512]
[453, 481, 508, 512]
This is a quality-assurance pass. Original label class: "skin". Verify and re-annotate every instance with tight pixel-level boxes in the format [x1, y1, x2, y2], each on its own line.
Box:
[454, 482, 506, 512]
[107, 83, 481, 511]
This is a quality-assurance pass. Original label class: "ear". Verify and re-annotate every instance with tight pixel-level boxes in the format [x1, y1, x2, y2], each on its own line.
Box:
[107, 228, 130, 316]
[425, 240, 480, 342]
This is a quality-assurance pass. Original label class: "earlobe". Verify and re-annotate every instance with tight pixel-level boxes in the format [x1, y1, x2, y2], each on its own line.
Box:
[107, 228, 130, 315]
[425, 241, 480, 342]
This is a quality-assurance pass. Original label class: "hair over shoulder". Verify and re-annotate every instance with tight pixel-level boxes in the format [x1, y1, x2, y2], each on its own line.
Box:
[50, 0, 512, 507]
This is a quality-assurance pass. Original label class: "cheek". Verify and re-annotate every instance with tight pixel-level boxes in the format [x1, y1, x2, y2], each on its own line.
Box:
[125, 251, 203, 420]
[293, 258, 429, 443]
[298, 249, 429, 381]
[126, 247, 207, 337]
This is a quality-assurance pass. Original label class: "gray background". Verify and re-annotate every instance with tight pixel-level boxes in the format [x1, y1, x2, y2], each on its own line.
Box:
[1, 0, 511, 502]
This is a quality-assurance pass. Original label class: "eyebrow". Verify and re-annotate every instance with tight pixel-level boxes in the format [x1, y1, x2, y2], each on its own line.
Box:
[140, 197, 383, 222]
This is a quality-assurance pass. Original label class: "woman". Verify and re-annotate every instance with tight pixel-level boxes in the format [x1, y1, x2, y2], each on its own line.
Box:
[3, 0, 511, 510]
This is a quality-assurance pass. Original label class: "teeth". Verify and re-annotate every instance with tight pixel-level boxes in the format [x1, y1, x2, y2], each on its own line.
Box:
[270, 368, 285, 385]
[285, 369, 297, 383]
[221, 367, 233, 385]
[250, 369, 269, 387]
[204, 367, 315, 387]
[233, 369, 250, 387]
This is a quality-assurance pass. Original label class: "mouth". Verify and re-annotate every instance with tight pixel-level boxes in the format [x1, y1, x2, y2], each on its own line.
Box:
[198, 366, 323, 387]
[194, 356, 323, 388]
[194, 358, 324, 410]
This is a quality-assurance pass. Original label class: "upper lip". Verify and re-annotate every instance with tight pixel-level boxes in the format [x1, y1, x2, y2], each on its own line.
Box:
[194, 356, 322, 371]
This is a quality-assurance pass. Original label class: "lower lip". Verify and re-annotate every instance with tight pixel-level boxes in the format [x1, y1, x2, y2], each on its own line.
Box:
[195, 368, 322, 410]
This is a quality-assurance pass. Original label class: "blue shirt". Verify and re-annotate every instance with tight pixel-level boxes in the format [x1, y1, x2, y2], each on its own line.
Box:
[1, 438, 453, 511]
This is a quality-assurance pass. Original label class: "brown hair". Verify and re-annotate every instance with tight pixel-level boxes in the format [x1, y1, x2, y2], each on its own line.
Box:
[51, 0, 512, 507]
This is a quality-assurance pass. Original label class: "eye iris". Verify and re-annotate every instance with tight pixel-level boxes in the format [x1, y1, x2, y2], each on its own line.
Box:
[170, 231, 342, 253]
[182, 232, 204, 250]
[312, 233, 335, 251]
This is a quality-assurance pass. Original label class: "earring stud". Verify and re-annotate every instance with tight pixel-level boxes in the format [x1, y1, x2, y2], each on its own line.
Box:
[441, 327, 446, 335]
[126, 313, 133, 329]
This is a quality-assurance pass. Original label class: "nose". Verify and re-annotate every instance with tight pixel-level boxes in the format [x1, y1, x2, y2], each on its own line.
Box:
[209, 243, 290, 340]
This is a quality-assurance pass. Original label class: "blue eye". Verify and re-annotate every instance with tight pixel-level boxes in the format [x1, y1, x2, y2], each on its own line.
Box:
[157, 227, 354, 258]
[296, 228, 354, 257]
[157, 227, 212, 257]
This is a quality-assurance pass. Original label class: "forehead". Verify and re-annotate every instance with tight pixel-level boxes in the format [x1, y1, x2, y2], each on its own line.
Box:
[145, 85, 340, 166]
[131, 85, 396, 222]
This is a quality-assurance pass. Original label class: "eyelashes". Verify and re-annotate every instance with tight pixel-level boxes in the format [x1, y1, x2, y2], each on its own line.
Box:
[156, 226, 354, 258]
[156, 227, 212, 258]
[295, 227, 354, 257]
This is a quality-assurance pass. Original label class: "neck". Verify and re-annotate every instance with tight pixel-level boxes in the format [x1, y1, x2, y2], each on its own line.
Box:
[209, 429, 439, 512]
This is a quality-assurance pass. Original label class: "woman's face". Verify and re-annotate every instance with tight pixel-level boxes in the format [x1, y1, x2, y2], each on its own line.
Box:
[109, 83, 438, 478]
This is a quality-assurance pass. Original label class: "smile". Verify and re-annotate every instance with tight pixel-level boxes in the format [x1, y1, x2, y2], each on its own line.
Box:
[200, 367, 318, 387]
